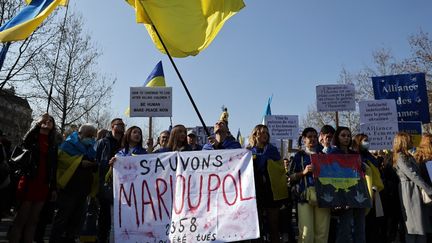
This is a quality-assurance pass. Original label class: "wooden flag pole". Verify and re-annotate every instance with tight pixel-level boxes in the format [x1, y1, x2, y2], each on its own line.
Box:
[150, 25, 211, 137]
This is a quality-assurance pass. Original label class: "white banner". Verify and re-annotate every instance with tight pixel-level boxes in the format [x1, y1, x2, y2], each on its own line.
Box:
[130, 87, 172, 117]
[360, 122, 399, 150]
[113, 149, 259, 243]
[265, 115, 299, 140]
[316, 84, 356, 112]
[359, 99, 397, 124]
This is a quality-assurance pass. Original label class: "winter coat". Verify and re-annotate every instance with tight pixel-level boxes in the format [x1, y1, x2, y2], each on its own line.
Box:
[395, 153, 432, 235]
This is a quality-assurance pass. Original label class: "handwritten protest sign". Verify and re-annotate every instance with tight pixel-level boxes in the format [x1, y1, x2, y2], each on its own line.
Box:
[113, 149, 259, 243]
[316, 84, 356, 112]
[130, 87, 172, 117]
[311, 154, 371, 208]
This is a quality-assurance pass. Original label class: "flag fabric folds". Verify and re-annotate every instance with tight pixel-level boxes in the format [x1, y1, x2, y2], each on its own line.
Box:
[143, 61, 166, 87]
[124, 0, 245, 57]
[0, 0, 62, 43]
[125, 61, 166, 116]
[25, 0, 67, 6]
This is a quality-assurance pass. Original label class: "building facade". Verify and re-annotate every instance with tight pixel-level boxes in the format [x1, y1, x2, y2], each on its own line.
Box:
[0, 88, 32, 146]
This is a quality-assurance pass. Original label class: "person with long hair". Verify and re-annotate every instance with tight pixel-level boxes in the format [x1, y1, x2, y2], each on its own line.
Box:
[413, 133, 432, 243]
[331, 126, 367, 243]
[118, 126, 147, 156]
[247, 124, 283, 243]
[393, 132, 432, 243]
[414, 133, 432, 187]
[157, 125, 191, 152]
[352, 133, 385, 243]
[288, 127, 330, 243]
[8, 113, 58, 243]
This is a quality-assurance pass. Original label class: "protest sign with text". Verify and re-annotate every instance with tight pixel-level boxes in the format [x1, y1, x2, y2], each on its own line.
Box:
[113, 149, 259, 243]
[265, 115, 299, 141]
[360, 122, 398, 150]
[359, 99, 397, 124]
[130, 87, 172, 117]
[316, 84, 356, 112]
[372, 73, 430, 123]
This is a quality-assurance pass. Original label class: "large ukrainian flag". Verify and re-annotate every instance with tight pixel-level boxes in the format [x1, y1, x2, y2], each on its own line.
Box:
[0, 0, 63, 42]
[125, 0, 245, 57]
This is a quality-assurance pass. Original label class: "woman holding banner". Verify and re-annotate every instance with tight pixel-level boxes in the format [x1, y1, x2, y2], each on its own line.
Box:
[393, 132, 432, 243]
[157, 125, 191, 152]
[108, 126, 147, 242]
[331, 126, 367, 243]
[288, 127, 330, 243]
[247, 124, 283, 243]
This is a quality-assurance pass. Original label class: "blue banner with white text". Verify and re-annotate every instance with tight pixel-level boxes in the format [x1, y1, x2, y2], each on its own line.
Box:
[372, 73, 430, 123]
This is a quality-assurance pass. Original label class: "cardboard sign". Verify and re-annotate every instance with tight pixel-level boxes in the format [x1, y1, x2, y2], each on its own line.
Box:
[265, 115, 299, 140]
[316, 84, 356, 112]
[311, 154, 371, 208]
[360, 122, 399, 150]
[359, 99, 397, 124]
[113, 149, 259, 242]
[130, 87, 172, 117]
[372, 73, 430, 123]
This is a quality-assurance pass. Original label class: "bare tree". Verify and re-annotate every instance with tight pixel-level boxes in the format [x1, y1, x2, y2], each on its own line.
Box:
[302, 31, 432, 133]
[27, 12, 115, 133]
[0, 0, 60, 90]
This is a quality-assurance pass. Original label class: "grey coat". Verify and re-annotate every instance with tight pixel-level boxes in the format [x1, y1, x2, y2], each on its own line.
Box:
[395, 153, 432, 235]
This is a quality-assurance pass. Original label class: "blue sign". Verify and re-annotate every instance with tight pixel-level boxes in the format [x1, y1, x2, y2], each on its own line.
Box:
[372, 73, 430, 123]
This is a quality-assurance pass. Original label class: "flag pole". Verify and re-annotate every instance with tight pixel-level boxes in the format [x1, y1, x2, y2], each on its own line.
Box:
[46, 3, 69, 113]
[150, 25, 211, 137]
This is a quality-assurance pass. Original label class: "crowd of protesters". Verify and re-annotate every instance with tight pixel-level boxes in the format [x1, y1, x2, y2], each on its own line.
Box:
[0, 113, 432, 243]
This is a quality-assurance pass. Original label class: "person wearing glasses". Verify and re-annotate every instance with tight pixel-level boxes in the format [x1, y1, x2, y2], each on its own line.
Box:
[95, 118, 125, 243]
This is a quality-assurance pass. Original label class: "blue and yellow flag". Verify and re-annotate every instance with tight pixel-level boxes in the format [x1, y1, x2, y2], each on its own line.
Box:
[143, 61, 166, 87]
[0, 0, 63, 43]
[125, 0, 245, 57]
[262, 95, 272, 124]
[25, 0, 68, 5]
[125, 61, 166, 116]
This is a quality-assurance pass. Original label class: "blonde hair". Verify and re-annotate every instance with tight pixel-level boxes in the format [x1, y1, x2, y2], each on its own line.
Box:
[392, 132, 413, 166]
[414, 133, 432, 163]
[167, 125, 188, 151]
[247, 124, 269, 149]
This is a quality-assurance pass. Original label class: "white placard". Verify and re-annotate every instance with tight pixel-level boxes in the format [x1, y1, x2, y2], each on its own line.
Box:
[265, 115, 299, 140]
[130, 87, 172, 117]
[359, 99, 398, 124]
[316, 84, 356, 112]
[113, 149, 259, 242]
[360, 122, 399, 150]
[426, 161, 432, 182]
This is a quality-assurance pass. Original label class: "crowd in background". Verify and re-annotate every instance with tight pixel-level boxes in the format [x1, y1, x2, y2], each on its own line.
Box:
[0, 113, 431, 243]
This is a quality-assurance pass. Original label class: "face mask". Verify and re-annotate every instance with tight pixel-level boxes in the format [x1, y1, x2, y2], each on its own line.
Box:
[361, 141, 369, 150]
[81, 137, 95, 146]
